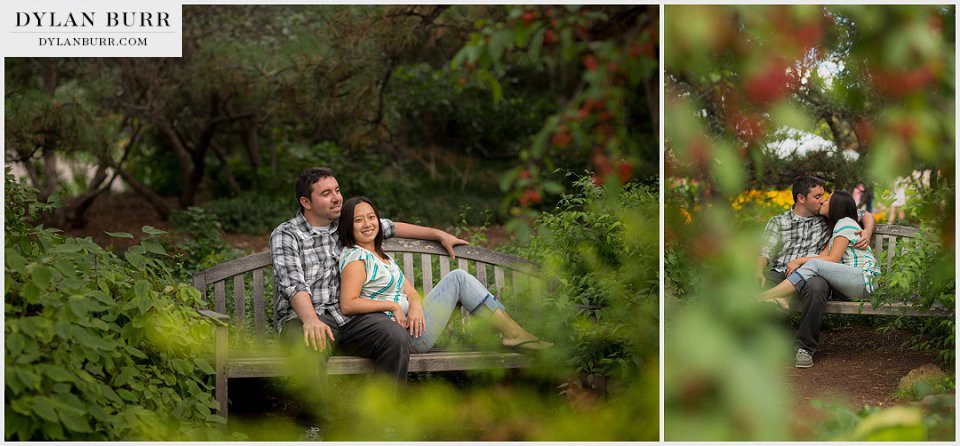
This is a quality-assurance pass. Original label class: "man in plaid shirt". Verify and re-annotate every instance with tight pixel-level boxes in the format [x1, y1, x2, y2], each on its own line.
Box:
[758, 176, 874, 368]
[271, 167, 467, 437]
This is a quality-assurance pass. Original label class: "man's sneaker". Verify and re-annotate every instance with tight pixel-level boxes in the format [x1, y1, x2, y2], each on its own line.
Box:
[795, 348, 814, 368]
[298, 426, 323, 441]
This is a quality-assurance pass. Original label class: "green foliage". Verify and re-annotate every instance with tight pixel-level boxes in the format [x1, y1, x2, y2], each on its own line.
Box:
[4, 172, 229, 440]
[811, 401, 953, 441]
[388, 63, 555, 158]
[894, 375, 954, 401]
[168, 207, 245, 276]
[509, 175, 658, 398]
[201, 193, 290, 235]
[871, 223, 955, 366]
[453, 5, 658, 237]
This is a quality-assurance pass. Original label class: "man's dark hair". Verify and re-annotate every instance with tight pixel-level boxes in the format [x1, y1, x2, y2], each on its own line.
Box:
[336, 196, 387, 260]
[826, 190, 860, 230]
[792, 175, 826, 204]
[295, 167, 336, 213]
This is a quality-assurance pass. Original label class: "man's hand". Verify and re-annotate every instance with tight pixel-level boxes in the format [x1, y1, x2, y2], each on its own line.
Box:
[407, 304, 425, 338]
[302, 318, 335, 352]
[438, 232, 469, 259]
[757, 258, 768, 287]
[852, 228, 873, 250]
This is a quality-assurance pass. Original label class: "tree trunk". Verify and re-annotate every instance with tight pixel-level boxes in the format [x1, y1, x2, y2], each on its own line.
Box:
[116, 166, 173, 219]
[212, 141, 242, 196]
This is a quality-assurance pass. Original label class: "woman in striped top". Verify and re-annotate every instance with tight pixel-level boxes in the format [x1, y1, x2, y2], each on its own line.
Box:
[760, 191, 881, 307]
[337, 196, 551, 353]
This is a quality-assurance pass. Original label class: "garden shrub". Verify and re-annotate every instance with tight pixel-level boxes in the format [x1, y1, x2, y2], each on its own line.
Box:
[388, 63, 555, 157]
[4, 172, 229, 440]
[168, 207, 245, 277]
[201, 192, 290, 235]
[508, 175, 658, 398]
[873, 226, 956, 367]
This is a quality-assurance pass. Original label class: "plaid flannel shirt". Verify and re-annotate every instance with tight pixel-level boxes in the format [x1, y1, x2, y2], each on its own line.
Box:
[760, 207, 866, 273]
[270, 211, 395, 332]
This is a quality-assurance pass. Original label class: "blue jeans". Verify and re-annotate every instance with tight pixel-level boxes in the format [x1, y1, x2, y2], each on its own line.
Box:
[787, 259, 868, 301]
[409, 269, 506, 353]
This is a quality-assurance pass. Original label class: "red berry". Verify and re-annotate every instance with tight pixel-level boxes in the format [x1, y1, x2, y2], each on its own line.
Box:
[551, 132, 572, 148]
[583, 55, 599, 71]
[616, 161, 633, 183]
[544, 29, 558, 44]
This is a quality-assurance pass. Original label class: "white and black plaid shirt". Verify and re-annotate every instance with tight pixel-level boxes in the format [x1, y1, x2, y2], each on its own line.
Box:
[760, 208, 865, 273]
[270, 211, 395, 332]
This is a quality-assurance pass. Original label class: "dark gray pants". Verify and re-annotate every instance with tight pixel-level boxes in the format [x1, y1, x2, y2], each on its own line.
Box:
[765, 270, 830, 354]
[281, 312, 410, 431]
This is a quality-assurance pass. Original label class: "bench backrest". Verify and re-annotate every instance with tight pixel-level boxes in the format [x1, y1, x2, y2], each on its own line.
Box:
[191, 238, 538, 346]
[869, 224, 919, 270]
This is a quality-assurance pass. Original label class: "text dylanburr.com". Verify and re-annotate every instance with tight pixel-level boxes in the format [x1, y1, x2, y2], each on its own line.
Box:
[1, 1, 182, 57]
[39, 37, 150, 47]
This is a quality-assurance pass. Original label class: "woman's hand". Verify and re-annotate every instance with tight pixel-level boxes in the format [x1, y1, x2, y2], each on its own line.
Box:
[786, 258, 803, 275]
[391, 303, 408, 328]
[407, 304, 425, 338]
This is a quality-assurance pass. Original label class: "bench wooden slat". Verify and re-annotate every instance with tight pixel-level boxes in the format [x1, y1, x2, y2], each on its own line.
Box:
[477, 262, 488, 288]
[457, 259, 470, 329]
[225, 351, 532, 378]
[192, 275, 207, 301]
[382, 238, 538, 274]
[494, 266, 505, 295]
[233, 275, 246, 334]
[823, 301, 952, 317]
[422, 254, 434, 295]
[214, 281, 226, 314]
[439, 256, 450, 277]
[402, 252, 415, 288]
[252, 268, 266, 343]
[201, 251, 273, 286]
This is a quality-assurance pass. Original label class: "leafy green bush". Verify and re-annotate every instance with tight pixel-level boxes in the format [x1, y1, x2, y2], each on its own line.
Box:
[873, 227, 956, 366]
[388, 63, 555, 157]
[4, 171, 228, 440]
[201, 192, 295, 235]
[168, 207, 245, 276]
[508, 175, 658, 398]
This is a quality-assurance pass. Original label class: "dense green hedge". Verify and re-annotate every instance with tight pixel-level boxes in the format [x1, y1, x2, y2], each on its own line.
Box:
[4, 172, 228, 440]
[507, 175, 659, 399]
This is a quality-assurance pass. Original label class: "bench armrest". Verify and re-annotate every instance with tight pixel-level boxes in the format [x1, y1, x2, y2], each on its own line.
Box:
[196, 308, 230, 326]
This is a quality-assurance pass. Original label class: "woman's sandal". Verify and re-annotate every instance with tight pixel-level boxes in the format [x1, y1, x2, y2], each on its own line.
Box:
[503, 338, 554, 351]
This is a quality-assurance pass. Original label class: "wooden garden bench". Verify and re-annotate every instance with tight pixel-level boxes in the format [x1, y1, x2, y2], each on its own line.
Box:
[192, 238, 540, 419]
[785, 224, 952, 317]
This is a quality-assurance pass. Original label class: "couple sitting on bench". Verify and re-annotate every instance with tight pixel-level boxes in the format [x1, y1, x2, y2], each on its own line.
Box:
[270, 167, 550, 437]
[756, 175, 880, 369]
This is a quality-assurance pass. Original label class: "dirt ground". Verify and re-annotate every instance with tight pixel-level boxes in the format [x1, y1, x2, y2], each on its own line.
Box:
[786, 325, 941, 438]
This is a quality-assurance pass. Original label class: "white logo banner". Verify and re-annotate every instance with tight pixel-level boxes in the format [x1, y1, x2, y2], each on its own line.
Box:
[1, 1, 182, 57]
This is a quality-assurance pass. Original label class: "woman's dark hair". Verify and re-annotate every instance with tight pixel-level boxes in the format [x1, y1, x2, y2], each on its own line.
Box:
[336, 196, 387, 259]
[826, 190, 860, 230]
